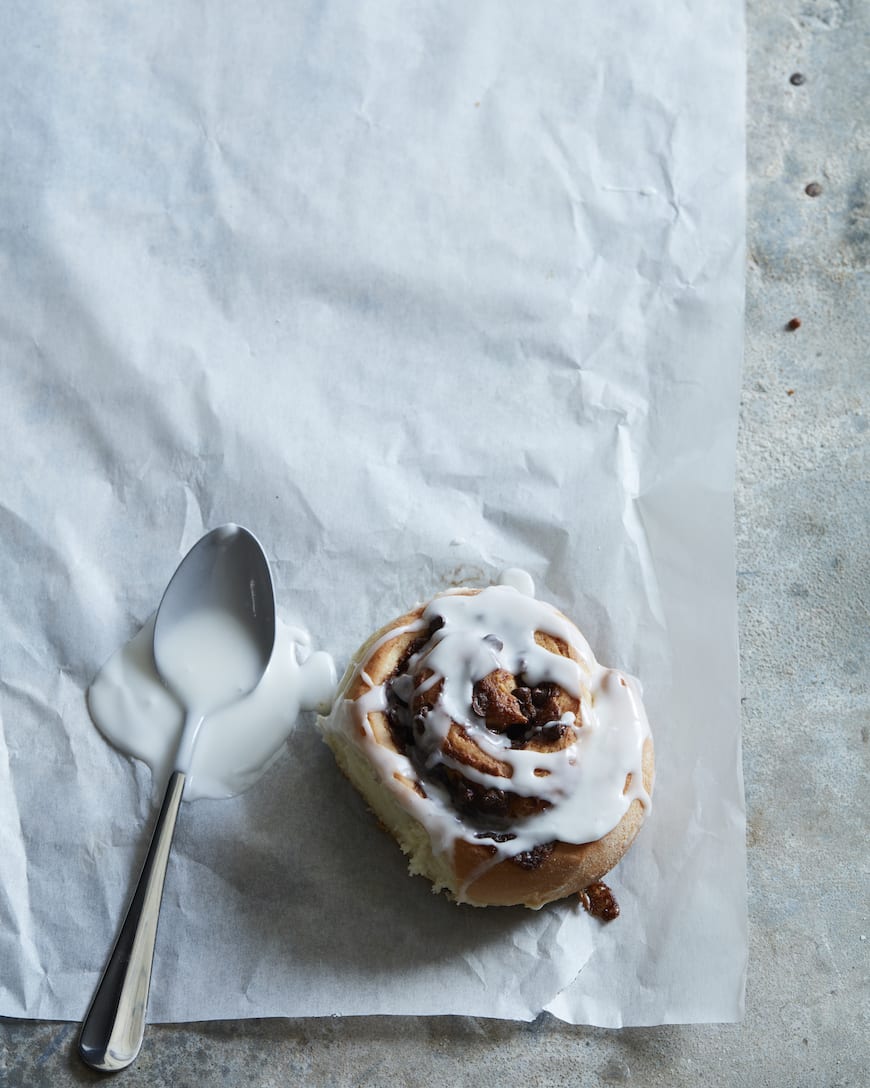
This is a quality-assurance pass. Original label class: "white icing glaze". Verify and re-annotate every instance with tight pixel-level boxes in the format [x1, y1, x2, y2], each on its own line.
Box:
[89, 616, 336, 801]
[497, 568, 536, 597]
[321, 576, 651, 888]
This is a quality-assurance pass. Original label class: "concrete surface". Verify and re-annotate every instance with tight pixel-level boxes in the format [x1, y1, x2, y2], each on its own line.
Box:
[1, 0, 867, 1084]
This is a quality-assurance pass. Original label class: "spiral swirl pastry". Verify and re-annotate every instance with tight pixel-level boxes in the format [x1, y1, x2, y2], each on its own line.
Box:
[319, 574, 653, 909]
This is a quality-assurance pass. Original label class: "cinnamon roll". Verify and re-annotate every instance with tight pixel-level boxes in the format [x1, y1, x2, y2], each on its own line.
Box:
[318, 573, 653, 909]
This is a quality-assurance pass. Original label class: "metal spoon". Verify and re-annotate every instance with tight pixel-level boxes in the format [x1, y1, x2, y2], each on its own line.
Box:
[79, 524, 275, 1073]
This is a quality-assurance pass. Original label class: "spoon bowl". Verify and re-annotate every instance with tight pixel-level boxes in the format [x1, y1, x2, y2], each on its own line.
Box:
[79, 524, 276, 1073]
[154, 525, 276, 771]
[154, 524, 275, 712]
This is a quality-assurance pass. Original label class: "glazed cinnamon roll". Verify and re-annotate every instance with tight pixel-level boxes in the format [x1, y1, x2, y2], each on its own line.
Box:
[319, 573, 653, 909]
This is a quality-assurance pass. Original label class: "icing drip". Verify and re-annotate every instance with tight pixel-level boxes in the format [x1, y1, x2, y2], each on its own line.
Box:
[497, 568, 536, 597]
[89, 617, 336, 801]
[322, 574, 652, 889]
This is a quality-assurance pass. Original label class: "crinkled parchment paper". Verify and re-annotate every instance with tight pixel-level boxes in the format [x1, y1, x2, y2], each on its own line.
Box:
[0, 0, 745, 1025]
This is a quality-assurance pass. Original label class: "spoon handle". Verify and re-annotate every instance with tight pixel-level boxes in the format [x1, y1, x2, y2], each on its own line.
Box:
[79, 771, 185, 1072]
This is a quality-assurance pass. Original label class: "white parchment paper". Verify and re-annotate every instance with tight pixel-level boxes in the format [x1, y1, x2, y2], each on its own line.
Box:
[0, 0, 746, 1025]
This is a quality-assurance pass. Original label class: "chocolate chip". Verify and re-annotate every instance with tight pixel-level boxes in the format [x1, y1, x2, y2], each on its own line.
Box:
[385, 680, 414, 752]
[512, 686, 534, 718]
[475, 789, 507, 818]
[510, 842, 555, 870]
[531, 686, 553, 708]
[578, 881, 620, 922]
[478, 788, 508, 814]
[539, 721, 568, 743]
[506, 720, 531, 744]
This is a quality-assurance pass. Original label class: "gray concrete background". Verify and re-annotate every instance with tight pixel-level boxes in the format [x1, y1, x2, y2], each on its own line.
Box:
[1, 0, 867, 1084]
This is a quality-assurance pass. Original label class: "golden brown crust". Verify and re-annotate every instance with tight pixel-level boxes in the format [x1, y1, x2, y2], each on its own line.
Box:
[334, 590, 654, 908]
[345, 607, 425, 701]
[455, 738, 654, 907]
